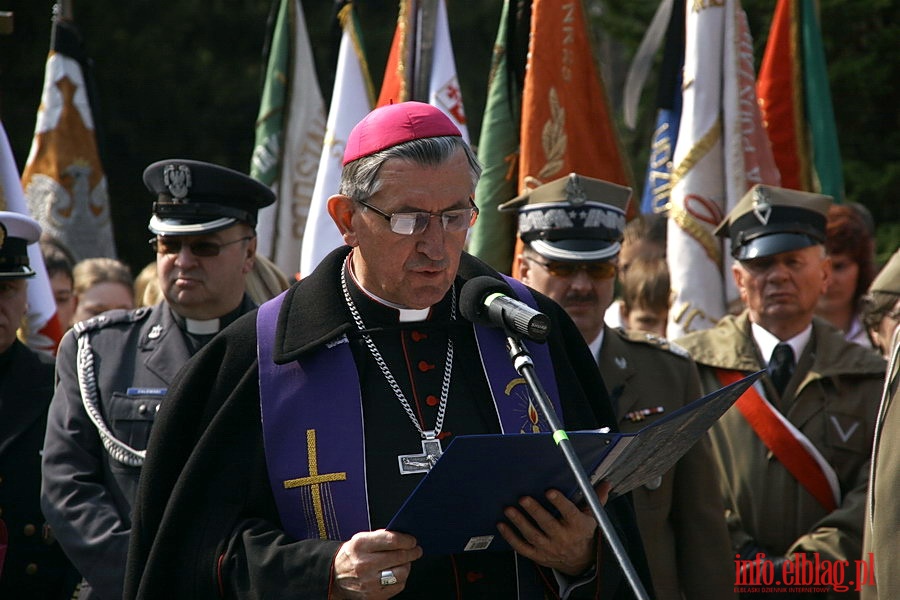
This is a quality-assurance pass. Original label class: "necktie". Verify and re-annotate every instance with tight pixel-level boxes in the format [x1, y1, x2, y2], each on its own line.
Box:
[769, 343, 795, 395]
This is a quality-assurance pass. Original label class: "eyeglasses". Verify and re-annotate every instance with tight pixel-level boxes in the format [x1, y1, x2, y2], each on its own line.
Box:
[526, 257, 617, 280]
[356, 199, 479, 236]
[149, 235, 254, 257]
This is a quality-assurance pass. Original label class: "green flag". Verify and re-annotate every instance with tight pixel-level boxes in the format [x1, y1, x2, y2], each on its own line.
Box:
[801, 0, 844, 201]
[251, 0, 292, 188]
[250, 0, 325, 276]
[466, 0, 520, 273]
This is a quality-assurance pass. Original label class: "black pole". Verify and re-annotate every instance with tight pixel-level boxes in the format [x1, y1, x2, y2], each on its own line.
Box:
[503, 334, 651, 600]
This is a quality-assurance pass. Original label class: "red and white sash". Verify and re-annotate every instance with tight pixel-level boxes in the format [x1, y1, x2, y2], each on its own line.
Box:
[717, 369, 841, 512]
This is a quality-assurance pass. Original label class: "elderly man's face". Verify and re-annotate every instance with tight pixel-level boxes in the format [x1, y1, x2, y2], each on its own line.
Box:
[330, 149, 473, 309]
[155, 223, 255, 320]
[0, 278, 28, 353]
[732, 245, 831, 339]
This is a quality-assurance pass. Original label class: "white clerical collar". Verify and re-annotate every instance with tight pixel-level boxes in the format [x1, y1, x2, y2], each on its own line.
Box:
[185, 317, 221, 335]
[346, 253, 433, 322]
[751, 321, 812, 363]
[588, 329, 605, 362]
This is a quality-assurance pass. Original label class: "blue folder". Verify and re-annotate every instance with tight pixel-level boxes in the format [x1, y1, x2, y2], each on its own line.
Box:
[387, 370, 763, 556]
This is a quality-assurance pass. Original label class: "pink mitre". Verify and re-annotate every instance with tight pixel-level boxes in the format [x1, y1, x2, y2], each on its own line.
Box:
[342, 101, 462, 165]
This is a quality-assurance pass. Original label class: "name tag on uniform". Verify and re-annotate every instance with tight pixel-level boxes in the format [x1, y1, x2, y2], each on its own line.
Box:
[126, 387, 167, 396]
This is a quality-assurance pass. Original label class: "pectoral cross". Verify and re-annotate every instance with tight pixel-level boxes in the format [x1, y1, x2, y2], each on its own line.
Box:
[283, 429, 347, 539]
[398, 430, 443, 475]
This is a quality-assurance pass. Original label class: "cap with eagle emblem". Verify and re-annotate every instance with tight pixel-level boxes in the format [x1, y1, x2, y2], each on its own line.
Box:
[715, 184, 832, 261]
[498, 173, 631, 262]
[0, 211, 42, 279]
[143, 159, 275, 235]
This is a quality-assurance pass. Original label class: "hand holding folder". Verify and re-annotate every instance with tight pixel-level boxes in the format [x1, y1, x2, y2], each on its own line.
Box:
[387, 370, 763, 556]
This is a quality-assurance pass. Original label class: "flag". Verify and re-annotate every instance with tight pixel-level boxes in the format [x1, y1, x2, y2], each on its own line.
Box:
[511, 0, 631, 275]
[376, 0, 413, 105]
[21, 13, 116, 262]
[666, 0, 780, 338]
[377, 0, 469, 141]
[299, 2, 375, 277]
[251, 0, 326, 278]
[1, 121, 64, 354]
[466, 0, 524, 272]
[519, 0, 628, 189]
[632, 0, 685, 215]
[757, 0, 843, 200]
[425, 0, 468, 140]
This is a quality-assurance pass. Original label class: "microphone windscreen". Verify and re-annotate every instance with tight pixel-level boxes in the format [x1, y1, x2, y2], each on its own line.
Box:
[459, 276, 513, 325]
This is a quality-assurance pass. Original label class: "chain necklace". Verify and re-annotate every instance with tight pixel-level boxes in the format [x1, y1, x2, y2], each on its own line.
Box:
[341, 267, 455, 474]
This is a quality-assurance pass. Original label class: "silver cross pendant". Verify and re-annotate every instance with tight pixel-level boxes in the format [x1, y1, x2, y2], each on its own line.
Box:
[398, 430, 443, 475]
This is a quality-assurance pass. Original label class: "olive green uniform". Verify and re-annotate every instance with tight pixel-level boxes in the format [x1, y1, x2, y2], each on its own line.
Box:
[678, 312, 884, 569]
[599, 327, 735, 599]
[861, 332, 900, 599]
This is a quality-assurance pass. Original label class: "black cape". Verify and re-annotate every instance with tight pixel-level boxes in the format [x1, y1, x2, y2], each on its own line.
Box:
[125, 248, 651, 599]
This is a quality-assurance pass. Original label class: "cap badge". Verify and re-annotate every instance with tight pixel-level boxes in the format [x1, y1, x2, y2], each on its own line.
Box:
[163, 164, 192, 200]
[0, 223, 6, 250]
[565, 176, 588, 206]
[752, 186, 772, 225]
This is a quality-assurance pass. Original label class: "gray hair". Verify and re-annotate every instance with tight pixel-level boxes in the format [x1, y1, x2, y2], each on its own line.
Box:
[339, 136, 482, 202]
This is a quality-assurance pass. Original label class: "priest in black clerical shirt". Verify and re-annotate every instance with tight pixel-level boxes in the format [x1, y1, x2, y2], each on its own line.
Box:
[125, 102, 652, 600]
[41, 159, 275, 600]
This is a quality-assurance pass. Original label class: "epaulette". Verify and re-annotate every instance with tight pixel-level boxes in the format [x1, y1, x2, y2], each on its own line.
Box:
[618, 327, 692, 359]
[72, 307, 153, 337]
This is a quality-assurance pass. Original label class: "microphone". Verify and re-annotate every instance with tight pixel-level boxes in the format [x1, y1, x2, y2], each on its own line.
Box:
[460, 276, 551, 342]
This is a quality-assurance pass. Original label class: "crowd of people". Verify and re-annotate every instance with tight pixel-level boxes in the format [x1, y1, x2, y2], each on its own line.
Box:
[0, 101, 897, 599]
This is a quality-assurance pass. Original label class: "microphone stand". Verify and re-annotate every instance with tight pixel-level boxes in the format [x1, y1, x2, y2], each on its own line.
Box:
[504, 333, 650, 600]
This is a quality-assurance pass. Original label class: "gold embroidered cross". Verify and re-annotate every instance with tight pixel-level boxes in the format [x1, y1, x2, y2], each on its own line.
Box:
[283, 429, 347, 539]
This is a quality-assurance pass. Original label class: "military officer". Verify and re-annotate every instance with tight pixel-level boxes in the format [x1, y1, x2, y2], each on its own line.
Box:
[862, 248, 900, 360]
[862, 248, 900, 600]
[0, 212, 79, 599]
[676, 185, 885, 599]
[503, 173, 735, 599]
[41, 159, 275, 600]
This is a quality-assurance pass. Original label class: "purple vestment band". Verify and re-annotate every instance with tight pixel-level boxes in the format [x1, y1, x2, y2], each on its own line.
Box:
[480, 275, 563, 433]
[257, 291, 370, 541]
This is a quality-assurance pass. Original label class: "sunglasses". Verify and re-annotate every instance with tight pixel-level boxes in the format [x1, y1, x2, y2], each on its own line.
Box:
[357, 199, 479, 236]
[526, 257, 617, 280]
[148, 235, 254, 257]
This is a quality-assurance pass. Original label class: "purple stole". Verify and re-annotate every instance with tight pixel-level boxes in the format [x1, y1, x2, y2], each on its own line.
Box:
[257, 277, 563, 596]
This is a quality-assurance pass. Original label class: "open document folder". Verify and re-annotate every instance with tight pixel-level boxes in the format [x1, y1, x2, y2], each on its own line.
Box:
[387, 369, 764, 556]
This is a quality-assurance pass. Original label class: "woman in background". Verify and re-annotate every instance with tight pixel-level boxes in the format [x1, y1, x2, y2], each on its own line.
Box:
[816, 204, 877, 347]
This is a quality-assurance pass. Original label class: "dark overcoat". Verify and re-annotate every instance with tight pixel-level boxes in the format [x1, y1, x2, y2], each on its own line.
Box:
[125, 248, 652, 600]
[0, 340, 78, 599]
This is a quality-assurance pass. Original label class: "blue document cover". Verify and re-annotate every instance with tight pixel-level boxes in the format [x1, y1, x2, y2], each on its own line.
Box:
[386, 370, 763, 556]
